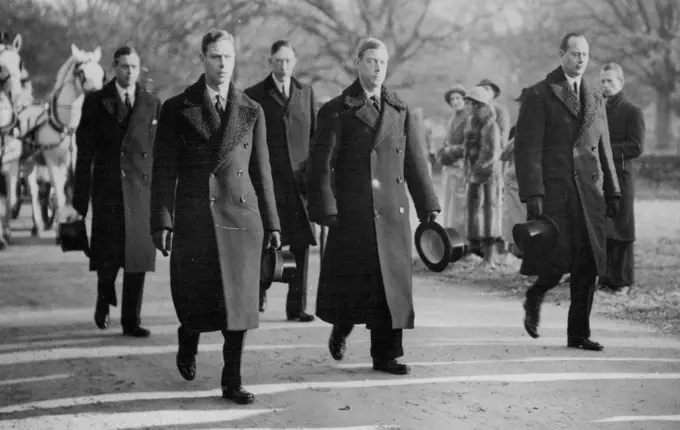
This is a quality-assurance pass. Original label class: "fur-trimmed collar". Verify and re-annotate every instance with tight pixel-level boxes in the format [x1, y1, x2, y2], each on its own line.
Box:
[546, 66, 602, 146]
[342, 79, 406, 111]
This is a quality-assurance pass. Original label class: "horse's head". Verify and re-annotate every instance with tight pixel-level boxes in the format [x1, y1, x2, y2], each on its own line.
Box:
[0, 34, 24, 104]
[70, 44, 105, 93]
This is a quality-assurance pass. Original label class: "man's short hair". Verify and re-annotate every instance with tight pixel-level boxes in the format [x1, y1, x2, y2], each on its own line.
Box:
[559, 32, 586, 53]
[113, 46, 138, 65]
[201, 29, 234, 55]
[355, 37, 388, 59]
[601, 62, 625, 82]
[270, 40, 295, 56]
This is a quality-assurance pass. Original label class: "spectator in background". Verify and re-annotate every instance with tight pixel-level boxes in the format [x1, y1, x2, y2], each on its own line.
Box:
[599, 62, 645, 295]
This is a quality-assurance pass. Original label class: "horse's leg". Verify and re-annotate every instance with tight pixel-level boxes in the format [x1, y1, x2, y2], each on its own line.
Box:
[0, 171, 10, 249]
[24, 161, 44, 237]
[3, 161, 20, 244]
[45, 152, 67, 230]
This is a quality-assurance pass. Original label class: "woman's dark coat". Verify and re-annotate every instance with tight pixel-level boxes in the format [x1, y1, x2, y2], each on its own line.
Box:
[514, 67, 621, 277]
[73, 80, 160, 274]
[306, 80, 440, 329]
[604, 91, 645, 242]
[245, 75, 317, 248]
[150, 76, 280, 332]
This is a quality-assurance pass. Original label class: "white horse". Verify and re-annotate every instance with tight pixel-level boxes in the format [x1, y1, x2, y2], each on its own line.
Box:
[16, 44, 104, 238]
[0, 34, 26, 249]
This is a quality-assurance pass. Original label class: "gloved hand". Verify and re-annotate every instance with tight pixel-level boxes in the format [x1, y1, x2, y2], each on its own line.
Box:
[267, 230, 282, 249]
[152, 229, 173, 257]
[419, 210, 440, 224]
[526, 196, 543, 220]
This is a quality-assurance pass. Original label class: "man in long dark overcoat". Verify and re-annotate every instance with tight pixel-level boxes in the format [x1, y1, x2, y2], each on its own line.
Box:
[73, 46, 160, 337]
[599, 62, 645, 293]
[150, 30, 280, 405]
[307, 38, 440, 375]
[245, 40, 317, 321]
[515, 33, 621, 351]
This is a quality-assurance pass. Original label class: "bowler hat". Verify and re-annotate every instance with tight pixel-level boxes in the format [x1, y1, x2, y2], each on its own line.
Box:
[476, 78, 501, 98]
[261, 247, 297, 284]
[512, 214, 560, 255]
[414, 221, 469, 272]
[58, 219, 90, 257]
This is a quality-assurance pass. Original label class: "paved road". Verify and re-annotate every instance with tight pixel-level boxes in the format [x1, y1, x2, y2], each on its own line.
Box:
[0, 212, 679, 429]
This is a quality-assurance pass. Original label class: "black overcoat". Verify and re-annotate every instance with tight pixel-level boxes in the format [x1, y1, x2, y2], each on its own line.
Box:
[604, 91, 645, 242]
[73, 80, 160, 273]
[245, 75, 317, 248]
[150, 76, 280, 332]
[306, 80, 440, 329]
[514, 67, 621, 277]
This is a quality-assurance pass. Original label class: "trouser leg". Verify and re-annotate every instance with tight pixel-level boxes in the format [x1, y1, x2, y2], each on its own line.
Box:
[96, 267, 119, 307]
[370, 328, 404, 361]
[221, 330, 246, 388]
[286, 245, 310, 316]
[121, 272, 145, 329]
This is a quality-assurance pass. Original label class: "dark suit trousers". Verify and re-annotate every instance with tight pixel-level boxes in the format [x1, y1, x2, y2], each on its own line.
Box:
[97, 268, 145, 330]
[177, 325, 246, 388]
[260, 245, 310, 316]
[333, 324, 404, 362]
[528, 210, 597, 339]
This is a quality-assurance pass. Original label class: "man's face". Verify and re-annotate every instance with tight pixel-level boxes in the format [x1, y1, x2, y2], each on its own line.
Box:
[560, 36, 589, 78]
[269, 46, 296, 81]
[449, 93, 465, 112]
[114, 53, 140, 88]
[201, 39, 236, 86]
[356, 47, 388, 89]
[600, 70, 624, 97]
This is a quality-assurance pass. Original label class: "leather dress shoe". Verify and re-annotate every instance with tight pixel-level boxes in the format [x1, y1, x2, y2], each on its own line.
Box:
[122, 326, 151, 338]
[222, 386, 255, 404]
[287, 311, 315, 322]
[373, 358, 411, 375]
[94, 309, 109, 330]
[328, 327, 347, 361]
[176, 353, 196, 381]
[523, 288, 543, 339]
[567, 337, 603, 351]
[259, 295, 267, 312]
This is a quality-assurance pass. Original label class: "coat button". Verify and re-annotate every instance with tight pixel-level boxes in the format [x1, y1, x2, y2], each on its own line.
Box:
[210, 196, 216, 202]
[210, 173, 215, 178]
[374, 209, 380, 218]
[399, 207, 404, 214]
[120, 150, 124, 156]
[396, 146, 402, 153]
[372, 179, 380, 188]
[396, 176, 404, 183]
[236, 169, 243, 176]
[143, 152, 148, 159]
[121, 169, 126, 177]
[591, 146, 596, 152]
[592, 173, 598, 180]
[142, 173, 147, 180]
[244, 143, 249, 149]
[240, 196, 247, 203]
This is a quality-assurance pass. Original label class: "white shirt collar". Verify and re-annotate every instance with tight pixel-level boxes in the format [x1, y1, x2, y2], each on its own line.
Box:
[360, 83, 381, 102]
[271, 73, 290, 95]
[115, 80, 135, 104]
[564, 73, 582, 93]
[206, 83, 229, 103]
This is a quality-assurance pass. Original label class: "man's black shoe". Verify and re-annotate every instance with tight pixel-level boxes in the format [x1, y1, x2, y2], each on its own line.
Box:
[222, 386, 255, 404]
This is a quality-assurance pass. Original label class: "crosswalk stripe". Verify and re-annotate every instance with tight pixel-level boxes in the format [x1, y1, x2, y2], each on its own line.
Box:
[0, 374, 70, 386]
[336, 356, 680, 368]
[593, 415, 680, 423]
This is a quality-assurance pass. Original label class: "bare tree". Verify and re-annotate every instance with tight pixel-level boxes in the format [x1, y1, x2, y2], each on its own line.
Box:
[277, 0, 500, 90]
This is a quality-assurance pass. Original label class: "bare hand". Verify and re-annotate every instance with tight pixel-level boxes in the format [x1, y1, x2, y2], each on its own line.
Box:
[152, 229, 173, 257]
[420, 210, 440, 224]
[267, 231, 282, 249]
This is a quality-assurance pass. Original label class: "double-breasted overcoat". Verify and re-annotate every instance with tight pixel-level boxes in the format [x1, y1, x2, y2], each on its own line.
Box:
[306, 80, 440, 329]
[150, 75, 280, 332]
[514, 67, 620, 277]
[245, 75, 317, 248]
[73, 80, 160, 274]
[604, 91, 645, 242]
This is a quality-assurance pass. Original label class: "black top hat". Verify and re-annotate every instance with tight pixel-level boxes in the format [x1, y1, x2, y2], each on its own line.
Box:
[414, 221, 469, 272]
[58, 219, 90, 257]
[261, 248, 297, 284]
[512, 214, 560, 255]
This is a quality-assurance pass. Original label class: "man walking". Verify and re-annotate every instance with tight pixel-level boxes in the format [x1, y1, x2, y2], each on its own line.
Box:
[245, 40, 316, 321]
[73, 46, 160, 337]
[307, 38, 440, 375]
[515, 32, 620, 351]
[150, 29, 280, 404]
[599, 62, 645, 294]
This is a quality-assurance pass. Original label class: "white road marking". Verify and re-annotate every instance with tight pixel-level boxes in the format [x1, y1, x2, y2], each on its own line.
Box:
[0, 409, 279, 430]
[2, 373, 679, 414]
[0, 373, 70, 386]
[1, 337, 679, 366]
[336, 356, 680, 369]
[0, 338, 102, 352]
[196, 427, 398, 430]
[594, 415, 680, 423]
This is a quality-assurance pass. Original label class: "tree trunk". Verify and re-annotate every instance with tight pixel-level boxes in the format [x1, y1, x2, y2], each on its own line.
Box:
[655, 91, 673, 150]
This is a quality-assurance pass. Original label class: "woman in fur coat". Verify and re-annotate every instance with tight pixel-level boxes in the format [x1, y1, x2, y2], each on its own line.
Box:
[462, 86, 504, 262]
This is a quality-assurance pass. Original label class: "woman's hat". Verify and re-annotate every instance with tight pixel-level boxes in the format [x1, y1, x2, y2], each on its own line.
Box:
[444, 84, 466, 106]
[261, 248, 297, 284]
[512, 214, 560, 255]
[414, 221, 469, 272]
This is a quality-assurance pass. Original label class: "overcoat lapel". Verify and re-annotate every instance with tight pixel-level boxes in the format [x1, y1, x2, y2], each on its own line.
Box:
[372, 102, 398, 149]
[213, 86, 257, 174]
[547, 67, 580, 118]
[100, 81, 119, 121]
[266, 75, 286, 107]
[177, 76, 221, 142]
[122, 86, 153, 141]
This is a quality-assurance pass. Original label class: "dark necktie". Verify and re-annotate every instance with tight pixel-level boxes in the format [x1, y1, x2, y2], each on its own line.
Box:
[573, 82, 579, 99]
[215, 95, 224, 114]
[371, 95, 380, 112]
[281, 85, 288, 99]
[124, 92, 132, 112]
